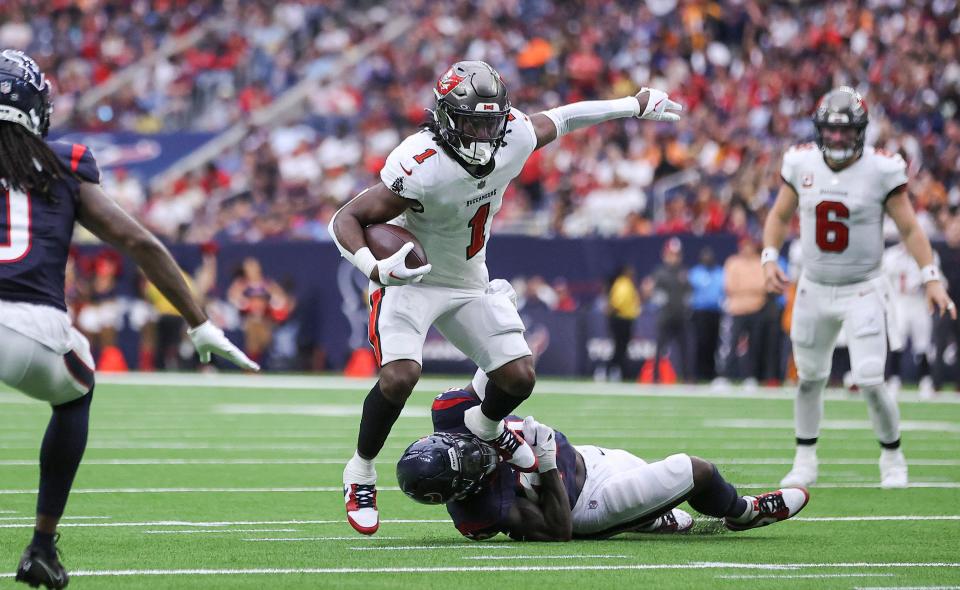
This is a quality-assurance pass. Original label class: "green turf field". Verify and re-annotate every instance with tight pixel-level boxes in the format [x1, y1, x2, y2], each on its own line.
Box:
[1, 374, 958, 589]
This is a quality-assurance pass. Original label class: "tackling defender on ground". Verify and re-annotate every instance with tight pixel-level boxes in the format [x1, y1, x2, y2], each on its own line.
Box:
[396, 373, 808, 541]
[329, 60, 682, 534]
[762, 86, 956, 489]
[0, 50, 259, 589]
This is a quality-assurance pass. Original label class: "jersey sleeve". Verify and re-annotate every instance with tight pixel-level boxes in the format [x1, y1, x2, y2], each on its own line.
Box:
[508, 108, 538, 158]
[875, 149, 908, 199]
[431, 389, 481, 433]
[379, 136, 430, 202]
[780, 145, 805, 193]
[49, 141, 101, 184]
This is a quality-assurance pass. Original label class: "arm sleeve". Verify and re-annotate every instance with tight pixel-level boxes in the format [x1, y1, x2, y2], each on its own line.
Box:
[541, 97, 640, 138]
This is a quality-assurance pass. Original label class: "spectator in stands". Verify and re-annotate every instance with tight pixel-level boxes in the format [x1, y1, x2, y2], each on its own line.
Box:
[689, 247, 724, 381]
[227, 257, 292, 367]
[722, 237, 767, 387]
[650, 238, 691, 382]
[607, 265, 641, 382]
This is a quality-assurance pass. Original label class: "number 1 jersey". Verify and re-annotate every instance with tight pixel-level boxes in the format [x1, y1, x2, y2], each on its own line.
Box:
[0, 142, 100, 311]
[781, 144, 907, 285]
[379, 108, 538, 290]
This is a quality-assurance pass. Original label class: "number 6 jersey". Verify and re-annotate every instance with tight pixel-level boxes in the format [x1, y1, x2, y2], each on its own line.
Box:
[379, 108, 538, 290]
[781, 144, 908, 285]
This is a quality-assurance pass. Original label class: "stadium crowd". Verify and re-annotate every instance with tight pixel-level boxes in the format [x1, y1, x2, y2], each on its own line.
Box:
[4, 0, 960, 390]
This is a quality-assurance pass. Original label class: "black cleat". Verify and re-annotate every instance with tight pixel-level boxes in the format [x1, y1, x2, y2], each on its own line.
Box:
[15, 538, 69, 589]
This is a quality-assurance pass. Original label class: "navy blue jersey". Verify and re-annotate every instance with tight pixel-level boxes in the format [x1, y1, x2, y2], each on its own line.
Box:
[431, 389, 581, 539]
[0, 141, 100, 311]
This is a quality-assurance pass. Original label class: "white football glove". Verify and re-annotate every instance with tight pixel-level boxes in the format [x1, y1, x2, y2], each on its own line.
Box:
[486, 278, 518, 308]
[187, 321, 261, 371]
[522, 416, 557, 473]
[372, 242, 432, 286]
[637, 87, 683, 122]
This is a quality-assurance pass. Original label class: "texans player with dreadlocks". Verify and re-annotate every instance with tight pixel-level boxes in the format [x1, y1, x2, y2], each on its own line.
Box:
[330, 60, 682, 535]
[763, 87, 955, 490]
[0, 50, 259, 589]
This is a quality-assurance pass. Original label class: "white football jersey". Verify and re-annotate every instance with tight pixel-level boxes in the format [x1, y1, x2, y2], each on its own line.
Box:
[883, 242, 939, 299]
[379, 108, 538, 289]
[781, 144, 908, 285]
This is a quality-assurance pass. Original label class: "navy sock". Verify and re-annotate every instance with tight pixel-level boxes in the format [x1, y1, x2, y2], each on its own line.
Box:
[356, 381, 403, 460]
[687, 465, 745, 518]
[30, 530, 55, 555]
[479, 380, 529, 422]
[37, 390, 92, 520]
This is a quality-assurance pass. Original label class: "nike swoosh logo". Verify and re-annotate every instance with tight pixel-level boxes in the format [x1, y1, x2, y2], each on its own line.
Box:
[654, 98, 664, 110]
[400, 163, 413, 176]
[389, 271, 402, 280]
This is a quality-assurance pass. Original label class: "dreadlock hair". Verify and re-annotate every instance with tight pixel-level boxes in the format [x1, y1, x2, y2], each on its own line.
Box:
[0, 122, 76, 201]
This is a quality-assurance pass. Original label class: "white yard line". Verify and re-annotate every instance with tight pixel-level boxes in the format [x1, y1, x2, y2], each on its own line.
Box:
[143, 529, 299, 534]
[705, 419, 960, 433]
[462, 555, 630, 560]
[81, 372, 960, 404]
[0, 562, 954, 578]
[718, 574, 894, 579]
[243, 537, 403, 542]
[349, 545, 509, 551]
[855, 587, 960, 590]
[733, 482, 960, 489]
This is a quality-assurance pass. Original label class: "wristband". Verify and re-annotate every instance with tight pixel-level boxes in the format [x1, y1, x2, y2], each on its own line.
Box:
[538, 453, 558, 473]
[353, 247, 377, 280]
[920, 264, 941, 284]
[760, 247, 779, 266]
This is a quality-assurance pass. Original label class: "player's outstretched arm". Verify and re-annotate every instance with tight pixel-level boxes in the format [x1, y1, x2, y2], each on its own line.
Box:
[76, 182, 260, 371]
[328, 183, 431, 285]
[761, 183, 799, 294]
[530, 87, 682, 150]
[886, 189, 957, 319]
[501, 416, 572, 542]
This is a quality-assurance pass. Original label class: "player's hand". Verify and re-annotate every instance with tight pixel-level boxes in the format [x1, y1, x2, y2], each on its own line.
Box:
[188, 321, 261, 371]
[763, 262, 789, 295]
[635, 88, 682, 122]
[925, 281, 957, 319]
[374, 242, 432, 286]
[522, 416, 557, 473]
[487, 278, 518, 308]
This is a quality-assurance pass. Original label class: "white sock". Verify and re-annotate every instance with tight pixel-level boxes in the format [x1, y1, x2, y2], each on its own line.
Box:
[794, 444, 817, 463]
[795, 378, 827, 440]
[348, 451, 376, 475]
[464, 406, 502, 440]
[860, 383, 901, 445]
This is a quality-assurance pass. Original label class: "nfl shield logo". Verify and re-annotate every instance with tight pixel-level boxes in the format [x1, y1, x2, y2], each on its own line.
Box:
[802, 173, 814, 188]
[0, 81, 11, 94]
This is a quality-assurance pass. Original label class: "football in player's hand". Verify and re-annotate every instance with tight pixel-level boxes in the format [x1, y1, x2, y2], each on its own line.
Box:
[363, 224, 428, 268]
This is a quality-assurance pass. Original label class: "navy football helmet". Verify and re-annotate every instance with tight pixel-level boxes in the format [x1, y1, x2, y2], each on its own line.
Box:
[432, 61, 510, 166]
[396, 432, 499, 505]
[813, 86, 868, 165]
[0, 49, 52, 137]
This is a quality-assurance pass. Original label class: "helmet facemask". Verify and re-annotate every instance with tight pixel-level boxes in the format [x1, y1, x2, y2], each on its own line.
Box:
[432, 61, 511, 167]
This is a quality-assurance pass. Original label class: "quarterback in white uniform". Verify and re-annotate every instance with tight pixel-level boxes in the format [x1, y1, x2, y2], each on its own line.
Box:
[763, 87, 955, 489]
[884, 243, 940, 398]
[330, 60, 682, 534]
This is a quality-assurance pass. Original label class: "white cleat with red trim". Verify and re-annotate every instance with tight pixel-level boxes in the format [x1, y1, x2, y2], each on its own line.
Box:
[724, 488, 810, 532]
[343, 460, 379, 535]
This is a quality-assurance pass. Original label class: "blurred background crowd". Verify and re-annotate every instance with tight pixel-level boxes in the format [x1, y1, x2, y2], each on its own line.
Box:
[3, 0, 960, 391]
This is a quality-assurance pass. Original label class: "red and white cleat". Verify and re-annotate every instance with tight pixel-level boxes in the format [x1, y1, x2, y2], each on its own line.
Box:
[724, 488, 810, 532]
[344, 483, 379, 535]
[635, 509, 694, 534]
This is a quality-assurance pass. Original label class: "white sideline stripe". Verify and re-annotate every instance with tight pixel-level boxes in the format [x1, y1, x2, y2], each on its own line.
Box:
[0, 510, 16, 514]
[706, 419, 960, 433]
[3, 515, 957, 530]
[214, 404, 430, 418]
[462, 555, 630, 560]
[244, 537, 403, 542]
[84, 372, 960, 404]
[714, 572, 893, 580]
[2, 457, 958, 468]
[0, 519, 449, 529]
[2, 482, 958, 495]
[350, 545, 509, 551]
[143, 529, 299, 534]
[0, 486, 401, 495]
[855, 587, 960, 590]
[0, 562, 955, 578]
[0, 516, 110, 521]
